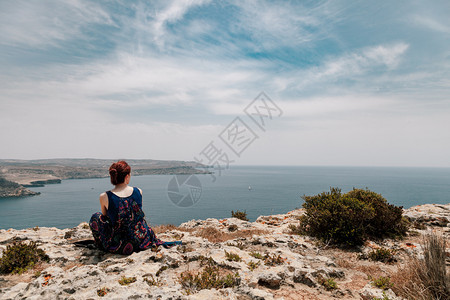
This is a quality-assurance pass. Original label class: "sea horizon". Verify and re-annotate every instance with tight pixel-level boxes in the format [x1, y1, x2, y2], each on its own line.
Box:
[1, 165, 449, 230]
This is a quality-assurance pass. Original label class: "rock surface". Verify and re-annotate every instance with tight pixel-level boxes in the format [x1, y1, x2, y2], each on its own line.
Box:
[0, 177, 40, 198]
[0, 204, 449, 299]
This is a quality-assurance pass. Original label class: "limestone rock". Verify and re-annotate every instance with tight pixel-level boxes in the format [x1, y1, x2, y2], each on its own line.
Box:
[257, 272, 283, 289]
[293, 268, 317, 287]
[359, 283, 402, 300]
[1, 203, 449, 299]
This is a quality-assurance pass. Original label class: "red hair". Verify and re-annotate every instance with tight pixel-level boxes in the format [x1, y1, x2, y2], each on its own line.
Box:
[109, 160, 131, 185]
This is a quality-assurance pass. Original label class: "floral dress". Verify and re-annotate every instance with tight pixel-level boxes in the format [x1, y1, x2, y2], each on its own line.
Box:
[89, 187, 179, 255]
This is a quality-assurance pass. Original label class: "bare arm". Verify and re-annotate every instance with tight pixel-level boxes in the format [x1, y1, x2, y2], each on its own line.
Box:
[138, 188, 143, 208]
[99, 192, 108, 216]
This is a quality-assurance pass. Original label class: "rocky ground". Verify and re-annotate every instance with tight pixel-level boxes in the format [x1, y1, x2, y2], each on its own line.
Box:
[0, 204, 449, 300]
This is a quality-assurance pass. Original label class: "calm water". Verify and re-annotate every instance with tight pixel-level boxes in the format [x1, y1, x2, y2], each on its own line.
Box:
[1, 166, 449, 230]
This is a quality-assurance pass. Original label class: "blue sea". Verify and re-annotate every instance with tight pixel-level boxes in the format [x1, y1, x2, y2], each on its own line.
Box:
[1, 166, 449, 230]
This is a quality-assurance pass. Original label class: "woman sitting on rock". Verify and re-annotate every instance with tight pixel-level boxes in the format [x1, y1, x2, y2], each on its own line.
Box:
[89, 160, 180, 255]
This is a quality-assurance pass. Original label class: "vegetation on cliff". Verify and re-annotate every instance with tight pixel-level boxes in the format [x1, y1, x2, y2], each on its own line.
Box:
[0, 177, 20, 189]
[392, 233, 450, 300]
[0, 204, 448, 299]
[292, 187, 408, 246]
[0, 177, 39, 197]
[0, 241, 49, 274]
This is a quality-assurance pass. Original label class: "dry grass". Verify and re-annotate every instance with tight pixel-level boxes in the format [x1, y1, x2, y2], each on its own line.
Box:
[62, 262, 84, 271]
[195, 227, 268, 243]
[335, 258, 353, 269]
[355, 264, 385, 278]
[336, 256, 385, 279]
[391, 261, 429, 300]
[391, 233, 449, 300]
[152, 224, 194, 234]
[153, 224, 177, 234]
[0, 261, 50, 288]
[179, 257, 240, 294]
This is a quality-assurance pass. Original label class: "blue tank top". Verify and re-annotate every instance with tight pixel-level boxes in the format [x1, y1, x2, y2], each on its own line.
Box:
[106, 187, 142, 225]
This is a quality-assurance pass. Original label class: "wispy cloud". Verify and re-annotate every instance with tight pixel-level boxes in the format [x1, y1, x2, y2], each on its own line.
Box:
[261, 42, 410, 96]
[0, 1, 449, 166]
[152, 0, 211, 45]
[317, 43, 409, 78]
[0, 0, 114, 48]
[231, 0, 324, 49]
[411, 15, 450, 33]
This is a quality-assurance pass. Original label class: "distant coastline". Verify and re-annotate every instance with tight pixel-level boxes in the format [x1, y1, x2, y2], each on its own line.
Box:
[0, 158, 210, 198]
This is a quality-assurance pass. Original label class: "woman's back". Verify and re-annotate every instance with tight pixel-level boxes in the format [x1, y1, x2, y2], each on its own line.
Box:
[106, 187, 143, 226]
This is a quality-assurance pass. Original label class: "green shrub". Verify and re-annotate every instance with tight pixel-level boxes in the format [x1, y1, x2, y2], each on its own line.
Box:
[0, 177, 20, 189]
[298, 188, 407, 246]
[346, 189, 407, 238]
[249, 251, 264, 260]
[371, 276, 393, 290]
[368, 248, 397, 263]
[156, 265, 168, 277]
[318, 276, 338, 290]
[247, 261, 260, 271]
[0, 241, 50, 274]
[144, 274, 161, 286]
[224, 250, 241, 262]
[231, 210, 249, 221]
[179, 258, 240, 294]
[299, 188, 375, 246]
[118, 276, 136, 285]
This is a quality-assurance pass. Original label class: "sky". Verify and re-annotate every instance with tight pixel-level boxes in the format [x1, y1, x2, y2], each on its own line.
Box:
[0, 0, 449, 167]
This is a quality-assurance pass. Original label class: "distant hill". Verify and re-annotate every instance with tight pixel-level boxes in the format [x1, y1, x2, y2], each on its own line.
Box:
[0, 158, 205, 168]
[0, 158, 210, 197]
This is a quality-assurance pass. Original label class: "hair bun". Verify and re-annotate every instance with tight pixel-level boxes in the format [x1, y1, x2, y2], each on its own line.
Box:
[108, 161, 131, 185]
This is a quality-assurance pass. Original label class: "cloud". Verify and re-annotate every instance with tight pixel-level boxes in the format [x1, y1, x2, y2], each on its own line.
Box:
[0, 1, 449, 166]
[57, 54, 264, 110]
[317, 43, 409, 78]
[128, 0, 213, 50]
[231, 0, 323, 49]
[261, 42, 410, 96]
[153, 0, 211, 39]
[411, 15, 450, 33]
[208, 93, 428, 119]
[0, 0, 114, 47]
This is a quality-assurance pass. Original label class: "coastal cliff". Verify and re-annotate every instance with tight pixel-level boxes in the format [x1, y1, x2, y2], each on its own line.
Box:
[0, 204, 449, 299]
[0, 159, 209, 198]
[0, 177, 39, 198]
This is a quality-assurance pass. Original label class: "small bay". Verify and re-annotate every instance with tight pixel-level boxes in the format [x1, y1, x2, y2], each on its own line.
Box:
[1, 165, 449, 230]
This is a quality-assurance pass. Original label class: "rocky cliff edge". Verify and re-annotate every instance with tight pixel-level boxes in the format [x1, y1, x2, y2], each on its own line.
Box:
[0, 204, 449, 300]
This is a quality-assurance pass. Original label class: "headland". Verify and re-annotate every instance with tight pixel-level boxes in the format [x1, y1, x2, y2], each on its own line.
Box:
[0, 159, 209, 198]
